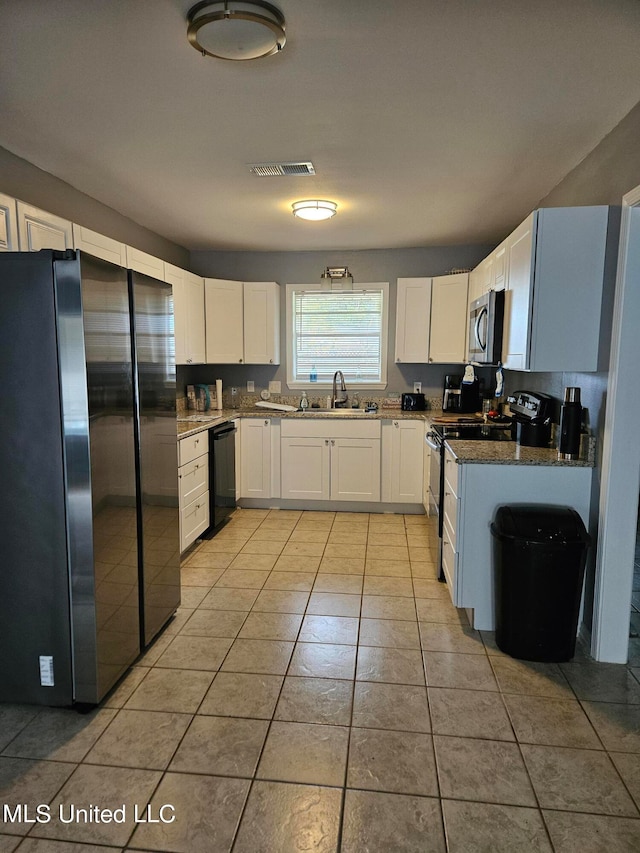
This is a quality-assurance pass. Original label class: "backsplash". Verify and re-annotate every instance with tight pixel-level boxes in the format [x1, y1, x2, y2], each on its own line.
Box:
[177, 390, 443, 413]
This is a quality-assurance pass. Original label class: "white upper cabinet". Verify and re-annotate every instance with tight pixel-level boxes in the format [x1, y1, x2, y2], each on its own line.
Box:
[493, 242, 507, 291]
[17, 201, 73, 251]
[125, 245, 165, 279]
[428, 273, 469, 363]
[468, 238, 507, 306]
[72, 224, 126, 265]
[395, 277, 432, 363]
[205, 278, 244, 363]
[0, 193, 18, 252]
[205, 278, 280, 364]
[502, 207, 616, 372]
[184, 271, 206, 364]
[165, 263, 206, 365]
[243, 281, 280, 365]
[502, 214, 535, 370]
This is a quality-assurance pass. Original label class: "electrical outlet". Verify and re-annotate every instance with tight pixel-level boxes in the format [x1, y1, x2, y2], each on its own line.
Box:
[247, 381, 255, 392]
[413, 382, 422, 394]
[269, 380, 281, 393]
[231, 387, 237, 396]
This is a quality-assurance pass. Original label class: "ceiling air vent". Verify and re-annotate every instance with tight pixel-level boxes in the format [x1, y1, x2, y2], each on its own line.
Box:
[248, 161, 316, 177]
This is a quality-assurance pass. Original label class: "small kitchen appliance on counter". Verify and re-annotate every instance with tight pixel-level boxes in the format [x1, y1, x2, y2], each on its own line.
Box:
[442, 375, 462, 413]
[401, 392, 426, 411]
[507, 390, 554, 447]
[442, 374, 481, 414]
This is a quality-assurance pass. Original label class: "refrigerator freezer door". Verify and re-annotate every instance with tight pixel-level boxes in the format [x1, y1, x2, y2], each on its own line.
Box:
[0, 251, 142, 706]
[74, 254, 141, 701]
[130, 272, 180, 646]
[0, 251, 74, 705]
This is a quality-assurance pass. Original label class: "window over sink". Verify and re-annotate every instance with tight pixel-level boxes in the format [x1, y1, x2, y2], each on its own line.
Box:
[285, 282, 389, 389]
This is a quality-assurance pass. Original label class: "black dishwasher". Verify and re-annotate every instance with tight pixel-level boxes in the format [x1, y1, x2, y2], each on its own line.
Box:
[206, 421, 237, 533]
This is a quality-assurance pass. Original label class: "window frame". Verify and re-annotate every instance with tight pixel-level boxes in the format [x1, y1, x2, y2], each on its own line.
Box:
[285, 281, 389, 390]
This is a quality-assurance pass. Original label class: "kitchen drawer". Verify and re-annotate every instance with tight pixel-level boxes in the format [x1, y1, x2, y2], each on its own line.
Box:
[180, 490, 209, 552]
[443, 449, 459, 495]
[442, 487, 459, 552]
[178, 432, 208, 466]
[441, 519, 458, 605]
[179, 454, 209, 505]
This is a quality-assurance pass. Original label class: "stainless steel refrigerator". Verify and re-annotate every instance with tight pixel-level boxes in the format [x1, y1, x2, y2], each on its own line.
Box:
[0, 249, 179, 706]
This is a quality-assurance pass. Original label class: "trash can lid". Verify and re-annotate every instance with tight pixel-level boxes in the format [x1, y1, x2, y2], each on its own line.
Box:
[491, 504, 590, 545]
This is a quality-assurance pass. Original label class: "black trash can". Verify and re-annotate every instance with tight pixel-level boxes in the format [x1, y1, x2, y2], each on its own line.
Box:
[491, 504, 591, 662]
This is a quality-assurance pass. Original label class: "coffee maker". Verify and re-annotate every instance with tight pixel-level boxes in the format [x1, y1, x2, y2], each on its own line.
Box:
[443, 374, 482, 414]
[442, 374, 462, 413]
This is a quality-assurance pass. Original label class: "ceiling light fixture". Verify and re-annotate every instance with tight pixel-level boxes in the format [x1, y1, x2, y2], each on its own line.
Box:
[187, 1, 286, 61]
[292, 200, 337, 221]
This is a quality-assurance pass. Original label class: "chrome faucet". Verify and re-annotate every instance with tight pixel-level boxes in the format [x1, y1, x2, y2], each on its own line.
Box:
[332, 370, 348, 408]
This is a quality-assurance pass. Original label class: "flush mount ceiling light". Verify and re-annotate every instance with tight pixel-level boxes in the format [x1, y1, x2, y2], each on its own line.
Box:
[187, 1, 286, 61]
[292, 200, 337, 221]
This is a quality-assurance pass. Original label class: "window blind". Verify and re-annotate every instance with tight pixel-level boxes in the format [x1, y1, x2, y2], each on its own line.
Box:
[292, 289, 384, 383]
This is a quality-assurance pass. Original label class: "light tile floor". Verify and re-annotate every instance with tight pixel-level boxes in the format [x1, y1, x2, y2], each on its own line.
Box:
[2, 508, 640, 851]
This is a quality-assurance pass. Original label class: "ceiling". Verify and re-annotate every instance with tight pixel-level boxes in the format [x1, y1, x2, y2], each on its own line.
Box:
[1, 0, 640, 253]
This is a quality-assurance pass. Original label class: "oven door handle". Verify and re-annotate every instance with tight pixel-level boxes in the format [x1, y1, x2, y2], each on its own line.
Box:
[425, 432, 440, 451]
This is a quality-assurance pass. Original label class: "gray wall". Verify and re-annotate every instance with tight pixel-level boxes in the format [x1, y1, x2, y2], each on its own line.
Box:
[538, 99, 640, 209]
[503, 98, 640, 632]
[0, 145, 190, 267]
[186, 245, 494, 399]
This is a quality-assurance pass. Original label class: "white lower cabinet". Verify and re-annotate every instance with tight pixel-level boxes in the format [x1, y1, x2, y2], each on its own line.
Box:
[178, 433, 209, 552]
[423, 430, 432, 514]
[381, 419, 424, 503]
[443, 445, 592, 631]
[240, 418, 273, 499]
[280, 419, 381, 503]
[281, 436, 329, 500]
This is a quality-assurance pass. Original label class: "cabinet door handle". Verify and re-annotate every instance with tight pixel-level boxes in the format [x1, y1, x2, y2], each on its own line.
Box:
[264, 420, 269, 426]
[331, 439, 335, 446]
[394, 421, 399, 427]
[397, 358, 401, 362]
[269, 358, 273, 363]
[325, 439, 329, 445]
[239, 358, 243, 363]
[429, 357, 433, 363]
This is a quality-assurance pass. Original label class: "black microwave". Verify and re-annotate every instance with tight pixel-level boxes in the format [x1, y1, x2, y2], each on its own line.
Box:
[468, 289, 505, 365]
